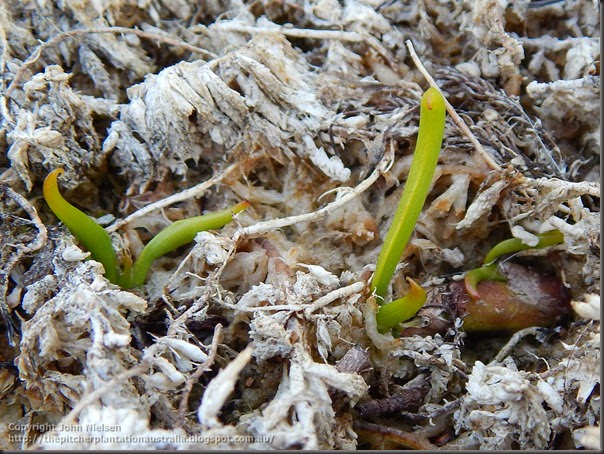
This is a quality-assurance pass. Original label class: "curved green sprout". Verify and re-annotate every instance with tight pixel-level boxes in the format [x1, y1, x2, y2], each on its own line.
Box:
[43, 168, 249, 288]
[44, 168, 121, 283]
[465, 229, 565, 299]
[370, 87, 446, 332]
[483, 229, 564, 265]
[464, 264, 507, 300]
[123, 201, 250, 288]
[375, 278, 426, 333]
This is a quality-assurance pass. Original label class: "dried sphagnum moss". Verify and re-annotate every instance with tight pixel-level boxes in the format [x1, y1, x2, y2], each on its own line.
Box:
[0, 0, 599, 450]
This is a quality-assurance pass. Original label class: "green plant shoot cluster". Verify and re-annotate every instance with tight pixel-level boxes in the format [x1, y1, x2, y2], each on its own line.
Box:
[43, 168, 250, 288]
[371, 87, 446, 332]
[464, 229, 565, 299]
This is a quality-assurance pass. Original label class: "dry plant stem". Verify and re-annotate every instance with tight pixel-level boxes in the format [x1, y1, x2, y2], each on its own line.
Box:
[356, 383, 429, 418]
[492, 326, 543, 364]
[526, 178, 600, 197]
[230, 303, 311, 312]
[175, 323, 223, 429]
[304, 281, 365, 316]
[405, 39, 502, 171]
[107, 162, 241, 233]
[211, 23, 396, 69]
[218, 282, 365, 314]
[4, 26, 217, 102]
[216, 147, 393, 301]
[528, 75, 598, 94]
[516, 35, 594, 50]
[212, 22, 363, 42]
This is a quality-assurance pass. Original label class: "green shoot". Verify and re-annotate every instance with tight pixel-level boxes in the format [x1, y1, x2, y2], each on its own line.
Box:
[43, 168, 121, 283]
[375, 278, 426, 332]
[371, 87, 446, 300]
[122, 201, 249, 288]
[43, 168, 249, 288]
[465, 230, 565, 300]
[483, 230, 564, 265]
[464, 264, 507, 300]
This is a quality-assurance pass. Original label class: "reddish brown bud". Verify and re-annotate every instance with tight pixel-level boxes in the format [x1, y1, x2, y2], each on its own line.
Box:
[454, 262, 572, 332]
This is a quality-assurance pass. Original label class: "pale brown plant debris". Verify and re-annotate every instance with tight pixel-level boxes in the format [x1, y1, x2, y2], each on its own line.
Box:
[0, 0, 599, 450]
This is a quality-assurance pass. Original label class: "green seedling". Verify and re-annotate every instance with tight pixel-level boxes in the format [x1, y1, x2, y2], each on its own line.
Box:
[375, 278, 426, 333]
[43, 169, 121, 284]
[463, 264, 507, 300]
[371, 87, 446, 331]
[43, 168, 249, 288]
[483, 229, 564, 265]
[464, 229, 565, 299]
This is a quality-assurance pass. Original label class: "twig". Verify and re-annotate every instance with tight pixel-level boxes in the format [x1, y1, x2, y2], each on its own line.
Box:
[220, 281, 366, 315]
[356, 383, 429, 419]
[107, 162, 240, 233]
[227, 303, 310, 312]
[175, 323, 223, 429]
[491, 326, 542, 363]
[335, 346, 371, 374]
[515, 34, 594, 51]
[525, 177, 600, 198]
[211, 22, 363, 42]
[526, 75, 599, 95]
[4, 26, 217, 101]
[405, 40, 502, 171]
[304, 281, 365, 317]
[210, 22, 400, 87]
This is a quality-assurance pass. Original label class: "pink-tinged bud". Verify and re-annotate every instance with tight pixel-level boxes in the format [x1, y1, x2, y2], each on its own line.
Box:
[454, 262, 572, 332]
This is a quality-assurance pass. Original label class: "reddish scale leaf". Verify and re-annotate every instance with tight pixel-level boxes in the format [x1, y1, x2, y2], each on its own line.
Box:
[399, 262, 572, 337]
[455, 262, 572, 332]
